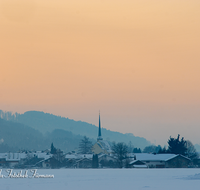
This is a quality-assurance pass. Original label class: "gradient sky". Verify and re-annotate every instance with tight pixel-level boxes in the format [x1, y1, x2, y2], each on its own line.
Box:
[0, 0, 200, 146]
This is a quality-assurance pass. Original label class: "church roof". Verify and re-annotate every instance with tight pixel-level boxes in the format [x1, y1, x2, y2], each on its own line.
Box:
[97, 140, 112, 153]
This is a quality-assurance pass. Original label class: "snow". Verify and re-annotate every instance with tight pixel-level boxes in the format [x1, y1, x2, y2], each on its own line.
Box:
[0, 153, 27, 161]
[0, 168, 200, 190]
[132, 165, 147, 168]
[65, 154, 93, 159]
[98, 140, 112, 153]
[129, 153, 190, 161]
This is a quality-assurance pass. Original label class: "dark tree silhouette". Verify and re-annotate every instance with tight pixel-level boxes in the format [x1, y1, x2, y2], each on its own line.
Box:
[133, 148, 141, 153]
[92, 154, 99, 168]
[158, 146, 167, 154]
[78, 136, 93, 154]
[51, 143, 57, 154]
[167, 134, 187, 155]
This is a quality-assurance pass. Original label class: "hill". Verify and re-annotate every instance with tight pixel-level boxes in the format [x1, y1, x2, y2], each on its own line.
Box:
[0, 118, 88, 152]
[0, 110, 150, 149]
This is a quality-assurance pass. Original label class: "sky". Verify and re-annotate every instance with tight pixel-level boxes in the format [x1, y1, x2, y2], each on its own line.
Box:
[0, 0, 200, 146]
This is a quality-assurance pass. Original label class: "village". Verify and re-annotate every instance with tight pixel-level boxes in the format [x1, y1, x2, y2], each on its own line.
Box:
[0, 151, 195, 169]
[0, 114, 199, 169]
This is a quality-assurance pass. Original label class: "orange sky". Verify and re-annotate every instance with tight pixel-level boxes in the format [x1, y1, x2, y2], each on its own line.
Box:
[0, 0, 200, 145]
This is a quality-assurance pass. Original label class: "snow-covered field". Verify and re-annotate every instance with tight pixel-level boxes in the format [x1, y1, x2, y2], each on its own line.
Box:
[1, 168, 200, 190]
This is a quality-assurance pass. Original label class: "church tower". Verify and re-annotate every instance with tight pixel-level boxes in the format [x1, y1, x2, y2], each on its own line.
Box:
[92, 111, 112, 154]
[97, 111, 103, 141]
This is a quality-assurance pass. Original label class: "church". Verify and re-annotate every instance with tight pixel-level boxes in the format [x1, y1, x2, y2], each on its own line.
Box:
[92, 113, 112, 155]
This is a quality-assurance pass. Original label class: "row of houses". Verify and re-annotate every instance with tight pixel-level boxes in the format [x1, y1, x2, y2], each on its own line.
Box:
[0, 151, 52, 168]
[0, 151, 192, 168]
[0, 152, 27, 167]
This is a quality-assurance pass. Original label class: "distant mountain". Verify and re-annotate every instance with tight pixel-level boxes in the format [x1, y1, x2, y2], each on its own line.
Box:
[0, 118, 89, 152]
[0, 110, 150, 149]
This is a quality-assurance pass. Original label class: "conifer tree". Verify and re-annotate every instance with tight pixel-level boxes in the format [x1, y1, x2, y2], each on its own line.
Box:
[167, 134, 187, 155]
[51, 143, 57, 154]
[92, 154, 99, 168]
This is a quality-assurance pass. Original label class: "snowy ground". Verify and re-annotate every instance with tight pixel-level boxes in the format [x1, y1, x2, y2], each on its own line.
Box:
[1, 168, 200, 190]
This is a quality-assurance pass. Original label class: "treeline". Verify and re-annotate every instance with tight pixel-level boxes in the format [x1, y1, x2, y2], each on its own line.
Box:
[104, 135, 198, 168]
[71, 133, 198, 162]
[131, 134, 198, 160]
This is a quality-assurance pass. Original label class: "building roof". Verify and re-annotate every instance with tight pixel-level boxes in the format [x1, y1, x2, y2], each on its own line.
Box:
[129, 153, 190, 162]
[129, 160, 146, 165]
[65, 154, 93, 160]
[0, 153, 27, 161]
[76, 157, 92, 163]
[97, 140, 112, 153]
[98, 154, 113, 159]
[0, 152, 52, 162]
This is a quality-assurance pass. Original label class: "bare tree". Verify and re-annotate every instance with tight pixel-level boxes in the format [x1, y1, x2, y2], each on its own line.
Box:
[185, 140, 198, 160]
[79, 136, 93, 154]
[127, 141, 133, 153]
[112, 142, 128, 168]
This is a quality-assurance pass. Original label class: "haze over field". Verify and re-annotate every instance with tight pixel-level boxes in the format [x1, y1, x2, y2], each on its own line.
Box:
[0, 0, 200, 145]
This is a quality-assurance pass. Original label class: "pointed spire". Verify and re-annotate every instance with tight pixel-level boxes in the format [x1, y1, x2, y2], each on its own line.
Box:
[98, 111, 101, 137]
[97, 111, 103, 141]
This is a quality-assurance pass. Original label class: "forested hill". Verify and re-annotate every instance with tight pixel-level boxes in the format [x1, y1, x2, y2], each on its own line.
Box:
[0, 110, 150, 149]
[0, 118, 44, 152]
[0, 118, 86, 152]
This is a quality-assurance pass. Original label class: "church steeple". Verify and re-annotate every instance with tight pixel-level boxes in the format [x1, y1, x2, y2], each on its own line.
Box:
[97, 111, 103, 141]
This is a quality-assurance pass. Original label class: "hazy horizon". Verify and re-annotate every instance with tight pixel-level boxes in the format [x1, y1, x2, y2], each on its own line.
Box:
[1, 0, 200, 146]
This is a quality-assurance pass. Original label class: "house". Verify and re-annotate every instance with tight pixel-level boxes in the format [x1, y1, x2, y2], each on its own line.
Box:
[128, 160, 147, 168]
[34, 149, 65, 168]
[65, 158, 77, 168]
[0, 152, 27, 168]
[165, 154, 191, 168]
[98, 154, 117, 168]
[65, 154, 93, 160]
[18, 151, 52, 168]
[193, 156, 200, 167]
[52, 149, 65, 162]
[35, 156, 64, 169]
[37, 157, 50, 168]
[98, 154, 116, 162]
[65, 154, 93, 168]
[129, 153, 191, 168]
[75, 158, 92, 168]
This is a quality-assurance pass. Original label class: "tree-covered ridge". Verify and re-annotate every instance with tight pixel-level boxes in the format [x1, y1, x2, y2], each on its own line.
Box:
[0, 118, 91, 153]
[0, 110, 150, 149]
